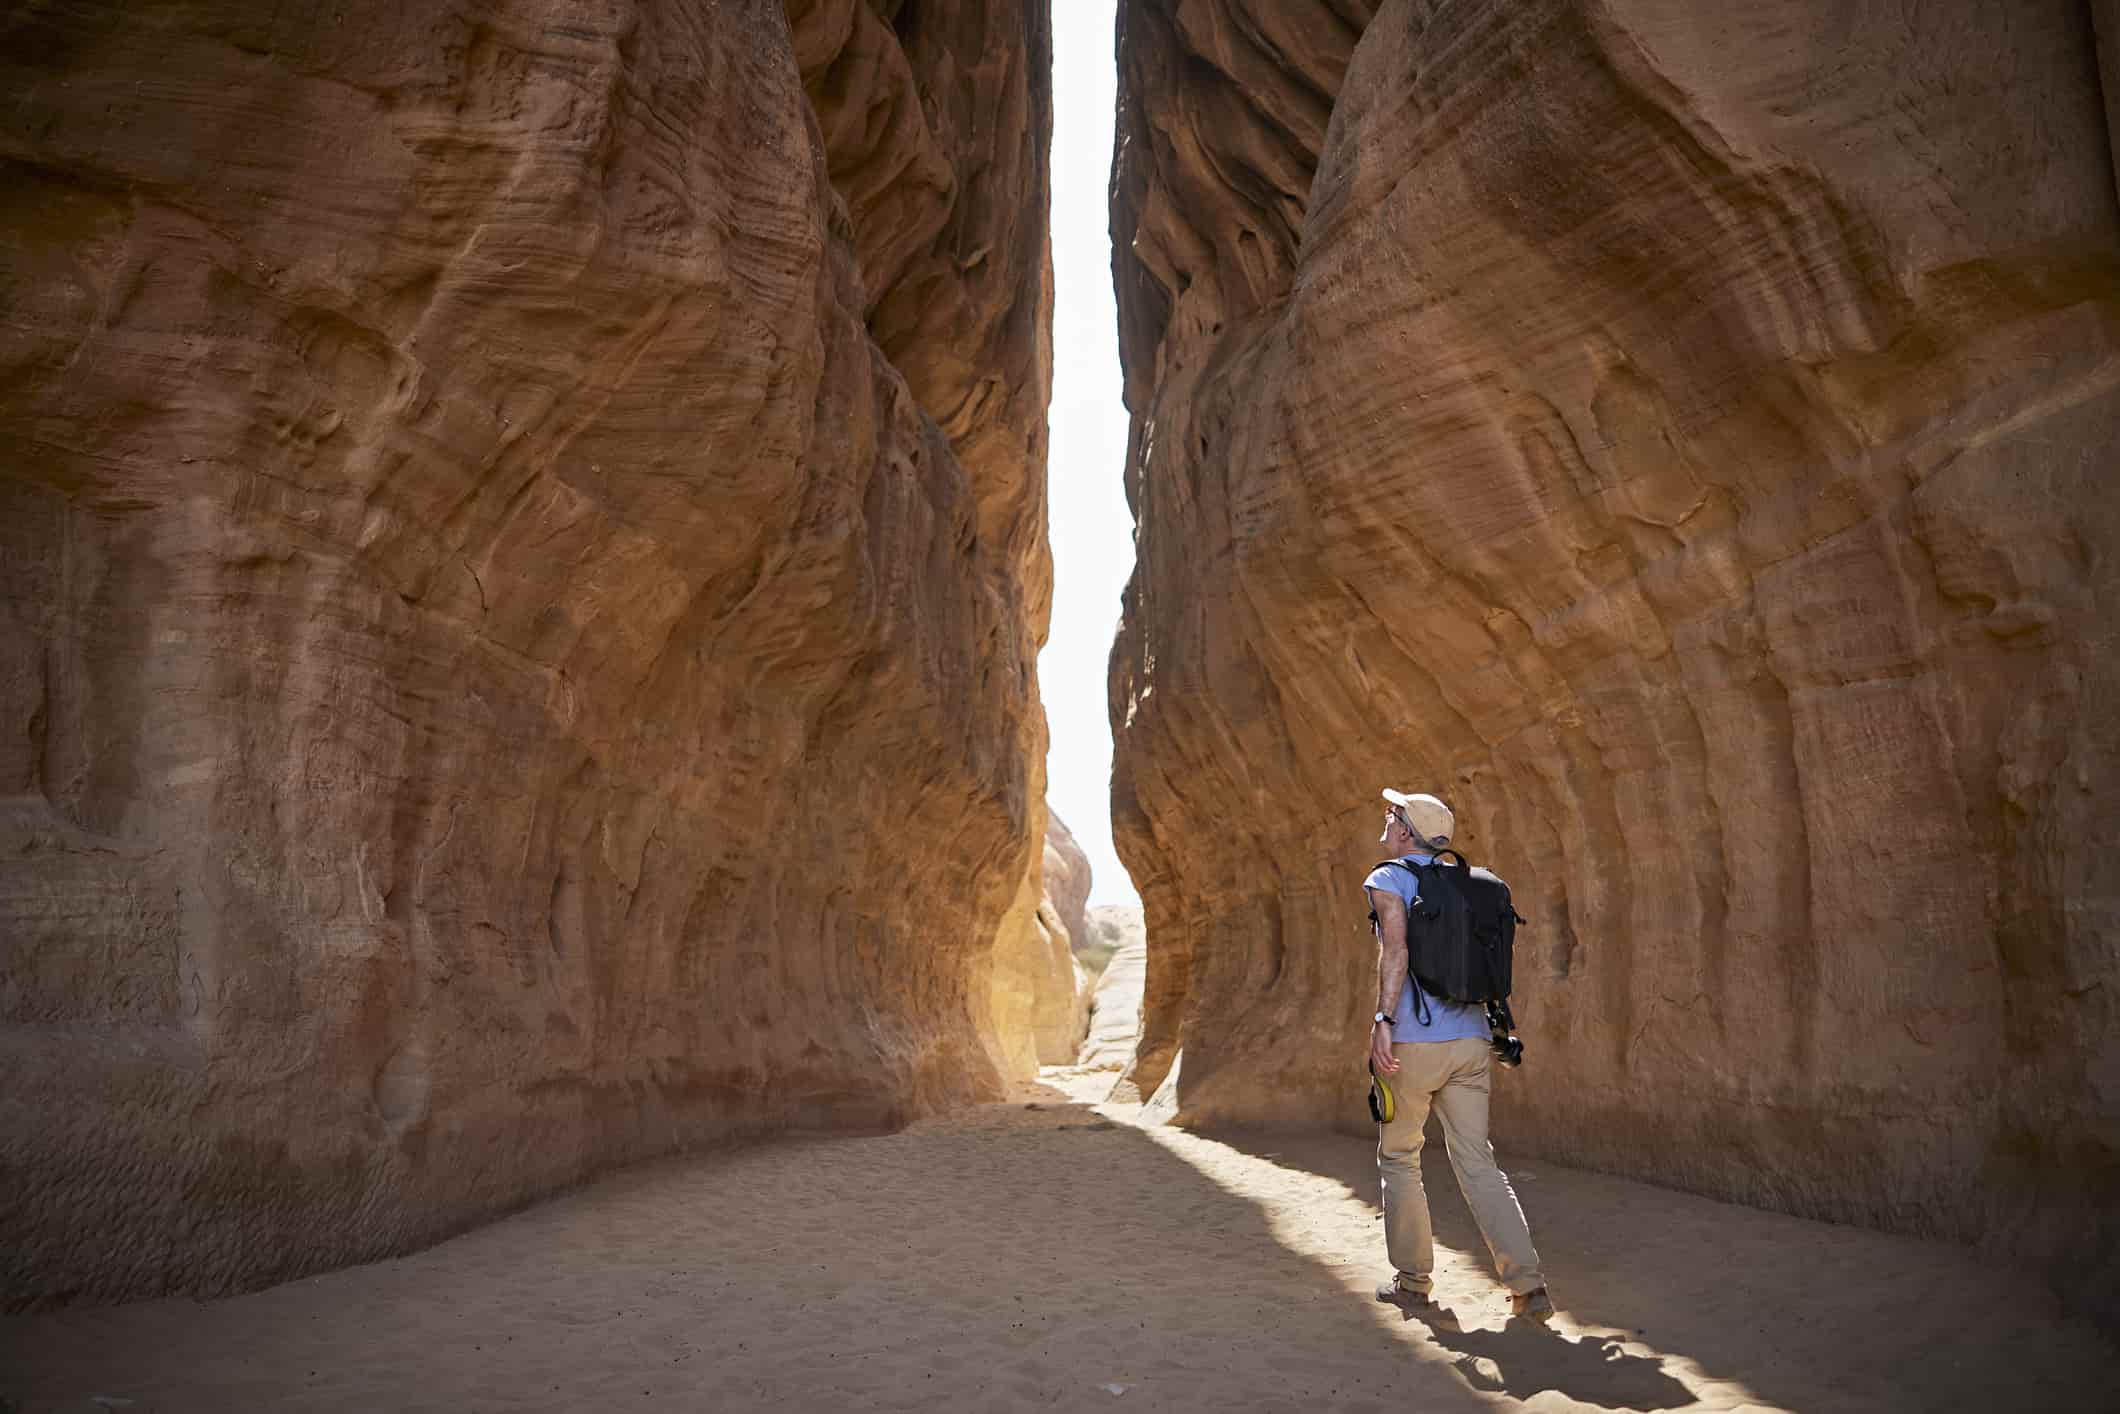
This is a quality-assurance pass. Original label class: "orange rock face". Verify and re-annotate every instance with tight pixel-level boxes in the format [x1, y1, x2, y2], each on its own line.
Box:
[0, 0, 1051, 1305]
[1034, 810, 1094, 1062]
[1111, 0, 2120, 1317]
[984, 803, 1089, 1079]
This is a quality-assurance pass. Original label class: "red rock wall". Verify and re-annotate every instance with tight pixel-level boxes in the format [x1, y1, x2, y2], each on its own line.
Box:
[0, 0, 1051, 1306]
[1111, 0, 2120, 1316]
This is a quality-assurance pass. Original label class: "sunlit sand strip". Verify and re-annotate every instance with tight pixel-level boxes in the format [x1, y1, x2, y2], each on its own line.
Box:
[1044, 1067, 1787, 1413]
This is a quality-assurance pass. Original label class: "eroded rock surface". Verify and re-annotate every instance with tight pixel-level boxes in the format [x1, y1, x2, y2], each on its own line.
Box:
[1042, 810, 1093, 954]
[1111, 0, 2120, 1318]
[984, 802, 1090, 1078]
[1034, 811, 1093, 1063]
[788, 0, 1056, 603]
[1078, 905, 1146, 1073]
[0, 0, 1051, 1306]
[1081, 902, 1144, 959]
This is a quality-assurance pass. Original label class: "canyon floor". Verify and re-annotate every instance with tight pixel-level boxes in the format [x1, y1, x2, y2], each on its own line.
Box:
[3, 1070, 2112, 1414]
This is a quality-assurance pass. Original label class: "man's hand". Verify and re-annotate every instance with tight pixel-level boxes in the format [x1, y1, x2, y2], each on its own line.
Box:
[1369, 1018, 1399, 1074]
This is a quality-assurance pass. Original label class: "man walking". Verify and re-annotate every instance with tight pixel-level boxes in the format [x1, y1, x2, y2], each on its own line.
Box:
[1366, 788, 1552, 1321]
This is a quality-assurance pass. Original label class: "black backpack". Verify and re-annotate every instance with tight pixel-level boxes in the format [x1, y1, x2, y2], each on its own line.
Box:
[1368, 850, 1524, 1008]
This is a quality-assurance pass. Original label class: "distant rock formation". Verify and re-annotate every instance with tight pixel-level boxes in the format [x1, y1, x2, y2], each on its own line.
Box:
[0, 0, 1052, 1306]
[1042, 812, 1094, 956]
[1110, 0, 2120, 1321]
[1080, 902, 1145, 959]
[1037, 813, 1095, 1062]
[1078, 906, 1146, 1073]
[987, 805, 1093, 1077]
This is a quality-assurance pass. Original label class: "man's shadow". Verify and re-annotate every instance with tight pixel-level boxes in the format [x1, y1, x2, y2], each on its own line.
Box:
[1384, 1302, 1695, 1411]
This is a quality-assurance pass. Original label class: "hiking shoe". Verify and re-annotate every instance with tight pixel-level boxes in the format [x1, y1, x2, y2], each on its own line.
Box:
[1509, 1287, 1555, 1323]
[1374, 1277, 1434, 1308]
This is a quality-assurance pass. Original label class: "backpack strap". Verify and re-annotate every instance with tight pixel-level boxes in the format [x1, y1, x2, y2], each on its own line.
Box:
[1364, 858, 1422, 921]
[1366, 858, 1432, 1027]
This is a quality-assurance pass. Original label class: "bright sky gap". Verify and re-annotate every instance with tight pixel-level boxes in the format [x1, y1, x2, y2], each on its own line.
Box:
[1042, 1, 1140, 908]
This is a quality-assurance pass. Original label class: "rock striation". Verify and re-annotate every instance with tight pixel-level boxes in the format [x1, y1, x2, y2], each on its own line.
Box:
[1034, 810, 1094, 1063]
[1077, 905, 1146, 1073]
[1042, 810, 1093, 955]
[1110, 0, 2120, 1320]
[985, 803, 1091, 1078]
[0, 0, 1052, 1306]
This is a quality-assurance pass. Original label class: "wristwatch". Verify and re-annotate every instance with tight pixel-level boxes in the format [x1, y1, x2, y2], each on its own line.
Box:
[1373, 1011, 1393, 1027]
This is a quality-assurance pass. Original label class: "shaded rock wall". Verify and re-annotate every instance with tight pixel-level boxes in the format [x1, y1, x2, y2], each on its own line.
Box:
[0, 0, 1051, 1306]
[788, 0, 1056, 603]
[1110, 0, 2120, 1316]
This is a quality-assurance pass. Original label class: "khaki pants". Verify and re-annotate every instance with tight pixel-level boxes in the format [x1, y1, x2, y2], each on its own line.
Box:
[1378, 1035, 1544, 1295]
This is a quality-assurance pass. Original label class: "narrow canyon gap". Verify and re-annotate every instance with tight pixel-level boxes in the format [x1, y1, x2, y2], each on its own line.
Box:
[5, 0, 2117, 1342]
[1108, 0, 2120, 1324]
[0, 0, 1056, 1304]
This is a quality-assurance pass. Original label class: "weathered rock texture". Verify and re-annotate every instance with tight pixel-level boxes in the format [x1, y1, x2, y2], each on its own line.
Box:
[1110, 0, 2120, 1319]
[1035, 810, 1093, 1062]
[1080, 901, 1143, 961]
[0, 0, 1052, 1307]
[1077, 905, 1146, 1072]
[984, 803, 1090, 1078]
[1042, 809, 1093, 953]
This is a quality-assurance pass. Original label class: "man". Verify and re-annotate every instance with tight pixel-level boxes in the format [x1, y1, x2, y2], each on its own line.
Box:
[1366, 788, 1552, 1321]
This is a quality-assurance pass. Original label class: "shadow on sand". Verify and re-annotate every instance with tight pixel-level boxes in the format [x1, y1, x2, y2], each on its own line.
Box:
[0, 1084, 1488, 1412]
[1208, 1120, 2120, 1414]
[1379, 1297, 1693, 1410]
[6, 1079, 2114, 1413]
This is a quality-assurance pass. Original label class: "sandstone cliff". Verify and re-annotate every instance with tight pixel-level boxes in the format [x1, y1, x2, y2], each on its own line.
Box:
[0, 0, 1051, 1306]
[1042, 809, 1093, 954]
[1034, 810, 1094, 1063]
[1077, 899, 1141, 970]
[1077, 905, 1146, 1073]
[1110, 0, 2120, 1318]
[985, 803, 1091, 1078]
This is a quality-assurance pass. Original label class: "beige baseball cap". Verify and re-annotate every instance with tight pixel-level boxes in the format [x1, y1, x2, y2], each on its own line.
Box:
[1382, 789, 1454, 845]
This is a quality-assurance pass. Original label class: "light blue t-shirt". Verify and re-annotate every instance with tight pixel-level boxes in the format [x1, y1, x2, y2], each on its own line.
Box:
[1363, 853, 1491, 1044]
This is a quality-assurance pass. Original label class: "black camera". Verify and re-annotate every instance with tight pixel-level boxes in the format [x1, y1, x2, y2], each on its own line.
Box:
[1485, 1000, 1523, 1067]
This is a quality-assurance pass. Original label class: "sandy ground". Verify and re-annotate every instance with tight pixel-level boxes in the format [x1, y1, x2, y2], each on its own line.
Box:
[3, 1069, 2113, 1413]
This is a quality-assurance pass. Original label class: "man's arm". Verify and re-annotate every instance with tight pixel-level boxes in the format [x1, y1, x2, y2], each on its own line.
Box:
[1368, 886, 1409, 1075]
